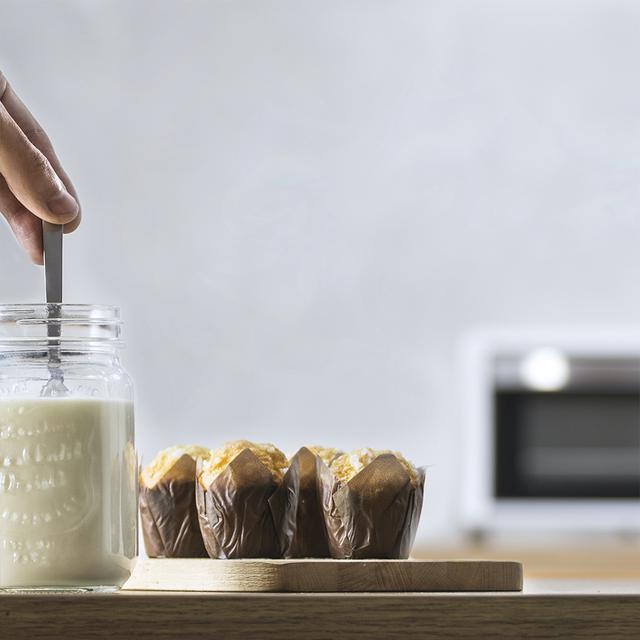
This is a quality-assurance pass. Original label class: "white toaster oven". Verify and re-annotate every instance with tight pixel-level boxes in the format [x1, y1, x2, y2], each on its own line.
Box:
[460, 327, 640, 536]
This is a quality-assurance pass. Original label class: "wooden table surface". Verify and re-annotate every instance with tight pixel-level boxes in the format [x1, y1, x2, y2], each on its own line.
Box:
[2, 580, 639, 640]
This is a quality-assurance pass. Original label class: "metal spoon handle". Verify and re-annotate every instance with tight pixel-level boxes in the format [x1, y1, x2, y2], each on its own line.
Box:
[41, 222, 67, 396]
[43, 221, 63, 304]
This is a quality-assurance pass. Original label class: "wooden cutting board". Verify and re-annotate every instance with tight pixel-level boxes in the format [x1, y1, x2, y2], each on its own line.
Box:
[123, 558, 523, 592]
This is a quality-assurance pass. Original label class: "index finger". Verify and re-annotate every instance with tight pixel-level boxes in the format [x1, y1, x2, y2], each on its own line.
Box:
[0, 71, 81, 233]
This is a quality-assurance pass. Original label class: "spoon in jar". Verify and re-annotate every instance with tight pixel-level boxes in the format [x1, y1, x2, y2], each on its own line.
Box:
[41, 221, 69, 397]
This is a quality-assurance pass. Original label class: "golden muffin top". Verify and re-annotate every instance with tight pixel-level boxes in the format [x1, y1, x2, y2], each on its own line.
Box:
[199, 440, 288, 488]
[330, 448, 418, 485]
[141, 444, 210, 488]
[302, 445, 344, 466]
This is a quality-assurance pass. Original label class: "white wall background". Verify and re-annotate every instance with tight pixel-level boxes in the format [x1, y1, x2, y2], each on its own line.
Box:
[1, 0, 640, 541]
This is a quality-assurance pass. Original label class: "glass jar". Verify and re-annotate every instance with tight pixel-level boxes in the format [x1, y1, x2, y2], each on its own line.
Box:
[0, 304, 137, 590]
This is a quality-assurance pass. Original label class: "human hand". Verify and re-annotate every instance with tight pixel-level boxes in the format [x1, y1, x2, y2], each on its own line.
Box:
[0, 70, 80, 264]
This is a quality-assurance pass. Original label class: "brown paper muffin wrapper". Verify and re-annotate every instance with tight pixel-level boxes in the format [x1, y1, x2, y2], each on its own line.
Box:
[269, 447, 331, 558]
[139, 454, 208, 558]
[196, 449, 280, 559]
[318, 453, 425, 559]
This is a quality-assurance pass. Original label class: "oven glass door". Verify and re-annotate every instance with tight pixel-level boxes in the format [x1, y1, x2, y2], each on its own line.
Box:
[495, 390, 640, 498]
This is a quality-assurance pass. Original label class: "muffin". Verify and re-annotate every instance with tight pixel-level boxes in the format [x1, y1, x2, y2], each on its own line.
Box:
[269, 445, 344, 558]
[319, 448, 425, 559]
[139, 445, 210, 558]
[196, 440, 287, 559]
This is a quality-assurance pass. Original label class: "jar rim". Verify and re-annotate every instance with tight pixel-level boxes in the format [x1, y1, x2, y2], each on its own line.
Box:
[0, 304, 123, 349]
[0, 303, 119, 319]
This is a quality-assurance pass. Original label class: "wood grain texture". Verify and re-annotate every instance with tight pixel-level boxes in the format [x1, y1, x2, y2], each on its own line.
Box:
[1, 590, 640, 640]
[413, 543, 640, 579]
[123, 558, 523, 592]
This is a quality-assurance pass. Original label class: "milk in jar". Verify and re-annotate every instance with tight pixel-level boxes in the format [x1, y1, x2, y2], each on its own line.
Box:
[0, 398, 136, 588]
[0, 304, 137, 590]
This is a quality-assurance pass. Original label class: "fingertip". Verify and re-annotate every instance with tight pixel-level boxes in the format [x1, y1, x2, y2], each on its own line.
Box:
[63, 207, 82, 234]
[24, 236, 43, 265]
[46, 189, 79, 224]
[19, 235, 43, 265]
[9, 212, 44, 265]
